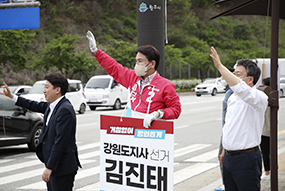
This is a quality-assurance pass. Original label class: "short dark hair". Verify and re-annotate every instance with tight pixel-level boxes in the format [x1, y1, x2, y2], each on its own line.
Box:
[228, 68, 235, 73]
[44, 73, 68, 95]
[236, 59, 261, 85]
[263, 77, 270, 86]
[135, 45, 160, 70]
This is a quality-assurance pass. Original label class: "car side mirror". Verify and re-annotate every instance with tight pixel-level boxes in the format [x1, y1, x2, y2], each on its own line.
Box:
[13, 107, 27, 116]
[16, 92, 25, 96]
[111, 82, 118, 89]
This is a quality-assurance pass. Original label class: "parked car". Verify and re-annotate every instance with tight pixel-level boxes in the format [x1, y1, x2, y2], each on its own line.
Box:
[22, 79, 87, 114]
[0, 93, 43, 151]
[195, 78, 226, 96]
[280, 77, 285, 98]
[84, 75, 128, 110]
[0, 85, 32, 96]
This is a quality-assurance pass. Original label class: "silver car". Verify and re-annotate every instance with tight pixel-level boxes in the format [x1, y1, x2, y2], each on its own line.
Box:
[0, 85, 32, 96]
[84, 75, 128, 110]
[195, 78, 226, 96]
[23, 80, 87, 114]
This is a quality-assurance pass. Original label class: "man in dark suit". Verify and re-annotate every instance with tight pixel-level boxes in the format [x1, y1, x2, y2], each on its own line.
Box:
[2, 73, 81, 191]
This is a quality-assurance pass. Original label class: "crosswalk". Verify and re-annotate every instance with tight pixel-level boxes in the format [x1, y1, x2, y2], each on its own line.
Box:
[0, 142, 220, 191]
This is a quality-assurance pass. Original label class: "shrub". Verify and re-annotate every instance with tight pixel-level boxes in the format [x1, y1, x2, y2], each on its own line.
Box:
[171, 79, 201, 90]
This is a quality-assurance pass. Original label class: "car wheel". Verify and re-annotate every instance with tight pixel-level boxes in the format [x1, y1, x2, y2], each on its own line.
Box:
[78, 103, 86, 114]
[196, 94, 201, 97]
[113, 99, 121, 110]
[211, 88, 217, 96]
[89, 106, 96, 110]
[28, 125, 42, 151]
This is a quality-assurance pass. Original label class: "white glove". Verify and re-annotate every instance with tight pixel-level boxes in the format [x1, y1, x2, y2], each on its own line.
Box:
[86, 30, 98, 53]
[143, 111, 159, 128]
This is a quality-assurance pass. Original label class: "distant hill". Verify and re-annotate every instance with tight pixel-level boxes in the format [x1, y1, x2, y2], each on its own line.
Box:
[1, 0, 285, 84]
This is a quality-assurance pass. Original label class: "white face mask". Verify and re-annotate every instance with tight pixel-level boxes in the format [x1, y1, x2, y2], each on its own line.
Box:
[239, 76, 251, 85]
[221, 80, 227, 87]
[134, 62, 151, 77]
[239, 76, 249, 81]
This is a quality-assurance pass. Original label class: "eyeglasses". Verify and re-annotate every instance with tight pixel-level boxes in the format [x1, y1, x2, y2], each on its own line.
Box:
[233, 71, 250, 80]
[233, 71, 244, 78]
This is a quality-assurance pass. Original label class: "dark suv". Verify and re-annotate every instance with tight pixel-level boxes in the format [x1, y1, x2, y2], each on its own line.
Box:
[0, 93, 43, 151]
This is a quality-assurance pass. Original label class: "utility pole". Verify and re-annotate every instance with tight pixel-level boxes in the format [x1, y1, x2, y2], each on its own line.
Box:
[137, 0, 165, 77]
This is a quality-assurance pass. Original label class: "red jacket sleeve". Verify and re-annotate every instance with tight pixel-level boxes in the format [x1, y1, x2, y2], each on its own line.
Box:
[94, 49, 139, 89]
[161, 82, 181, 119]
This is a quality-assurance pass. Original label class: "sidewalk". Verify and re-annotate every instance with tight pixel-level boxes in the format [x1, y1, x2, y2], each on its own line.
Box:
[184, 139, 285, 191]
[260, 139, 285, 191]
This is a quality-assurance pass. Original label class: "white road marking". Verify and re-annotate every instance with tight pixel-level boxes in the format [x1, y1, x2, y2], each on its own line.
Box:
[185, 148, 219, 162]
[174, 144, 211, 158]
[174, 163, 219, 185]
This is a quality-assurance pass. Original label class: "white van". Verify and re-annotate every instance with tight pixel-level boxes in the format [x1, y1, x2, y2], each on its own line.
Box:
[84, 75, 128, 110]
[23, 79, 87, 114]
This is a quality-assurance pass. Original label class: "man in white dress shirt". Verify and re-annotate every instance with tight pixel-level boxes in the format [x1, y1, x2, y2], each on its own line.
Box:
[210, 47, 268, 191]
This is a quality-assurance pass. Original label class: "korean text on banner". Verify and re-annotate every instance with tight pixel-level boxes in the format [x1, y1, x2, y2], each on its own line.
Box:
[100, 115, 174, 191]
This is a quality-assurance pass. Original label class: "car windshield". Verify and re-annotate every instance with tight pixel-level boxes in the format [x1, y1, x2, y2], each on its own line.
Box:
[0, 86, 17, 93]
[86, 78, 111, 89]
[9, 86, 18, 93]
[203, 79, 216, 84]
[30, 83, 45, 94]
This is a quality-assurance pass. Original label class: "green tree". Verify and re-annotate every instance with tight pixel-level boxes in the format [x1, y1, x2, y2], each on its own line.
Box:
[167, 0, 197, 48]
[0, 30, 35, 72]
[34, 34, 97, 78]
[165, 44, 184, 79]
[105, 39, 137, 69]
[233, 24, 250, 40]
[182, 37, 212, 79]
[191, 0, 216, 8]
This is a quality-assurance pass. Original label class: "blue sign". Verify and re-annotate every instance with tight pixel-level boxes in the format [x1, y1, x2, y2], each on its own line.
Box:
[0, 7, 40, 30]
[0, 0, 8, 3]
[134, 129, 166, 139]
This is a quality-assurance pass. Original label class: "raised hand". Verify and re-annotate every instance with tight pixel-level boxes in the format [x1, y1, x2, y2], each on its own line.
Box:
[86, 30, 98, 53]
[210, 47, 223, 69]
[1, 82, 14, 99]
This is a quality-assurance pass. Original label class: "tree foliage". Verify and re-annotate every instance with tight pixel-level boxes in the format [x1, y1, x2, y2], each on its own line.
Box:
[0, 30, 35, 72]
[105, 40, 137, 69]
[2, 0, 285, 82]
[164, 44, 183, 79]
[34, 34, 97, 78]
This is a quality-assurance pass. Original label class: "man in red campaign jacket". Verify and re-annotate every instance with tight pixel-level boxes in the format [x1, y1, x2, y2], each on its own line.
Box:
[86, 31, 181, 128]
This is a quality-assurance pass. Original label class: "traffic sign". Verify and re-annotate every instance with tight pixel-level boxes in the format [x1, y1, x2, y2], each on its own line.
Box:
[0, 7, 40, 30]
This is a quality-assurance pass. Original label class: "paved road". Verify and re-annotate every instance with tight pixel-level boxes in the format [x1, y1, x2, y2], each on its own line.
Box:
[0, 93, 284, 191]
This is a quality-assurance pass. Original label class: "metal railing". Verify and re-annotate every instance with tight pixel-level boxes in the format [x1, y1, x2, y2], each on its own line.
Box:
[0, 0, 41, 8]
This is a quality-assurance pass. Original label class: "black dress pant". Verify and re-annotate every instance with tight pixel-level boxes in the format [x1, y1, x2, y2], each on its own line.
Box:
[260, 135, 270, 171]
[47, 172, 77, 191]
[223, 149, 262, 191]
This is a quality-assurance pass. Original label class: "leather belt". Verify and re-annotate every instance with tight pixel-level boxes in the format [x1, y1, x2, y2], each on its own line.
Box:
[225, 146, 259, 155]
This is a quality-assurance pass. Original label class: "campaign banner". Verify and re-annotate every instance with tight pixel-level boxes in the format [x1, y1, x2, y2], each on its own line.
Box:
[100, 114, 174, 191]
